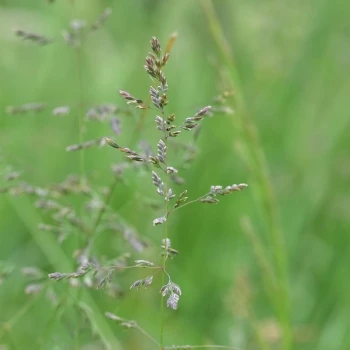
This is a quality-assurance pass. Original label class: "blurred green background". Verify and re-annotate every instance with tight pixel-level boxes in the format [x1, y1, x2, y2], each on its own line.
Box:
[0, 0, 349, 349]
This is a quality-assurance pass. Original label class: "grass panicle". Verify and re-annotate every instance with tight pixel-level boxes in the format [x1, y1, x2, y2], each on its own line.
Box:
[2, 9, 248, 349]
[103, 35, 248, 349]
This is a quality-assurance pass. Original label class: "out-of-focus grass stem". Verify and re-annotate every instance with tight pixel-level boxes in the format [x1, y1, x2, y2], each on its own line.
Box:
[201, 1, 292, 349]
[75, 46, 85, 186]
[71, 1, 85, 186]
[86, 106, 149, 255]
[159, 112, 168, 349]
[5, 195, 122, 349]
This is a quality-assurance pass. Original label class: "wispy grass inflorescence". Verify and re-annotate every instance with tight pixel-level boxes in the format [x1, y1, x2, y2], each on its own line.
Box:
[3, 10, 248, 347]
[181, 106, 211, 131]
[66, 138, 104, 152]
[0, 261, 15, 286]
[200, 183, 248, 204]
[91, 8, 112, 31]
[62, 20, 86, 47]
[119, 90, 148, 109]
[152, 171, 165, 196]
[14, 29, 52, 45]
[130, 275, 154, 289]
[161, 280, 182, 310]
[2, 8, 167, 348]
[105, 312, 137, 329]
[103, 35, 248, 349]
[6, 103, 46, 114]
[52, 106, 70, 116]
[48, 263, 94, 282]
[85, 104, 118, 121]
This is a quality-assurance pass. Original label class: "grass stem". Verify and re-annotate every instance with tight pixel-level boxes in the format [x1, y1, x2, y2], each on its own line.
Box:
[160, 134, 169, 349]
[75, 46, 85, 186]
[201, 1, 292, 349]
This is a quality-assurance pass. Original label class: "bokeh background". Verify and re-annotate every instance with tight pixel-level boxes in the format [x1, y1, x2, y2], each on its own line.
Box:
[0, 0, 349, 349]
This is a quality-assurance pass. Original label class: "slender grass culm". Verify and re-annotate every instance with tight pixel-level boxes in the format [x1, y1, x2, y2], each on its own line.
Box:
[201, 1, 292, 349]
[100, 37, 248, 349]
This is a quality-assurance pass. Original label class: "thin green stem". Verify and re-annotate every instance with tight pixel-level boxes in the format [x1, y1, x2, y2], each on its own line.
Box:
[159, 251, 166, 349]
[167, 193, 209, 216]
[71, 0, 85, 186]
[136, 324, 160, 347]
[86, 104, 149, 255]
[70, 40, 86, 343]
[39, 298, 65, 346]
[164, 345, 240, 349]
[93, 179, 118, 234]
[132, 97, 151, 145]
[85, 177, 118, 254]
[99, 265, 162, 271]
[241, 216, 277, 295]
[0, 287, 45, 339]
[160, 131, 169, 349]
[75, 46, 85, 186]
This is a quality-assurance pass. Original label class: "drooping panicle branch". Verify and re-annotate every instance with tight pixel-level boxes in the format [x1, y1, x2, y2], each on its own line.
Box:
[52, 106, 70, 116]
[103, 137, 146, 162]
[6, 103, 46, 114]
[119, 90, 148, 109]
[91, 8, 112, 31]
[181, 106, 212, 131]
[14, 29, 52, 45]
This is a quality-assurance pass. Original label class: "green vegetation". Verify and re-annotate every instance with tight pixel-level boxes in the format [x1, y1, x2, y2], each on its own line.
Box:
[0, 1, 349, 349]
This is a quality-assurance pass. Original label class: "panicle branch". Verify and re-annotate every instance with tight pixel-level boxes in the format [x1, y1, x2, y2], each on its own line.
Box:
[14, 29, 52, 45]
[91, 8, 112, 31]
[66, 138, 104, 152]
[181, 106, 212, 131]
[119, 90, 148, 109]
[48, 263, 95, 281]
[6, 103, 46, 114]
[103, 137, 146, 162]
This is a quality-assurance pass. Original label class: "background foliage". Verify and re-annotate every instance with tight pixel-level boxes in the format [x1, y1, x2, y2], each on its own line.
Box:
[0, 0, 349, 349]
